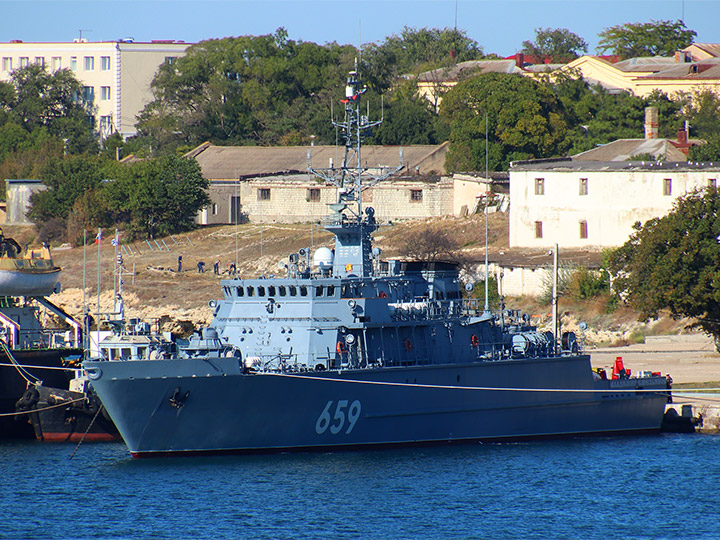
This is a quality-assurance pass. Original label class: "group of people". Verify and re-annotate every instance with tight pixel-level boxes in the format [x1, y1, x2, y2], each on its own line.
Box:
[177, 254, 236, 276]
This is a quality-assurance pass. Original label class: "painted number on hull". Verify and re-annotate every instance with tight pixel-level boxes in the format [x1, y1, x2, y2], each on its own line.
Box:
[315, 400, 362, 435]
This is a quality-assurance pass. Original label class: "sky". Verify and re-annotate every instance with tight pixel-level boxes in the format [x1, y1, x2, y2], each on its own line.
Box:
[1, 0, 718, 56]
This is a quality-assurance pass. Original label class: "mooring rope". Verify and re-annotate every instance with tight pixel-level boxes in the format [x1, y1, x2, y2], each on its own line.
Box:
[0, 339, 43, 386]
[0, 396, 87, 417]
[264, 372, 720, 396]
[69, 404, 106, 460]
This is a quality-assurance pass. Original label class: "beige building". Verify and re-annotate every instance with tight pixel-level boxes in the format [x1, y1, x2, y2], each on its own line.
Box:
[186, 142, 495, 224]
[416, 44, 720, 109]
[0, 39, 190, 138]
[509, 158, 720, 249]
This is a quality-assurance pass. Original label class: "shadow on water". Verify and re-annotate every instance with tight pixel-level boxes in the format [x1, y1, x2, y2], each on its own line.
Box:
[2, 434, 719, 539]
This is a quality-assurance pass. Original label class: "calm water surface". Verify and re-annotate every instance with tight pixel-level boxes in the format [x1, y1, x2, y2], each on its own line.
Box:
[1, 434, 718, 539]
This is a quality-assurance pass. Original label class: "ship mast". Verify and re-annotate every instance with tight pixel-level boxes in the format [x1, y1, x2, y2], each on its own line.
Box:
[308, 63, 403, 278]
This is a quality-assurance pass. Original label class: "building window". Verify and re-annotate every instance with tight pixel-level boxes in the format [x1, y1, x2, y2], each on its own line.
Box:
[579, 220, 588, 239]
[579, 178, 588, 196]
[19, 57, 29, 68]
[164, 56, 176, 65]
[34, 56, 45, 67]
[101, 56, 111, 70]
[82, 86, 95, 102]
[70, 56, 77, 70]
[84, 56, 94, 70]
[708, 178, 717, 189]
[663, 178, 672, 196]
[534, 178, 544, 195]
[534, 221, 543, 239]
[212, 203, 218, 215]
[307, 188, 321, 202]
[51, 57, 61, 71]
[1, 57, 11, 71]
[257, 188, 271, 201]
[100, 86, 111, 100]
[410, 189, 423, 202]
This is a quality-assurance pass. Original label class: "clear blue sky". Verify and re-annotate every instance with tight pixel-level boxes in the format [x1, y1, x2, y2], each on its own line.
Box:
[2, 0, 718, 56]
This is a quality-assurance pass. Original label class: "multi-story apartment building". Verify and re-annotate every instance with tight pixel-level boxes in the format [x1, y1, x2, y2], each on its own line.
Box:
[0, 39, 191, 138]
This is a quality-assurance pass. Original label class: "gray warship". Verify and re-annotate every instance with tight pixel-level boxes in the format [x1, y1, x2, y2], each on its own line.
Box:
[84, 69, 669, 457]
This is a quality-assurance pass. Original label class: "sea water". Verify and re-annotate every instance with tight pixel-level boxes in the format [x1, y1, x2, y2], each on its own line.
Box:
[1, 434, 718, 539]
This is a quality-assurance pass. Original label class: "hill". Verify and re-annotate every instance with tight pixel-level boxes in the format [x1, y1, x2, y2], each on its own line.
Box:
[3, 213, 690, 343]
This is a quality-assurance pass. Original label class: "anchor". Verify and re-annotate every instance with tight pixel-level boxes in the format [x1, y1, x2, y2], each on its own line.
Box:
[169, 387, 189, 408]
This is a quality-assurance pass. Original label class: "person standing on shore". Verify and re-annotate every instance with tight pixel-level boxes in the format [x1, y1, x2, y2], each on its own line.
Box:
[178, 254, 183, 272]
[213, 260, 220, 275]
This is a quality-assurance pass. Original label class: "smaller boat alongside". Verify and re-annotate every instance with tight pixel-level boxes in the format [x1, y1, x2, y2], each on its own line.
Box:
[16, 369, 119, 442]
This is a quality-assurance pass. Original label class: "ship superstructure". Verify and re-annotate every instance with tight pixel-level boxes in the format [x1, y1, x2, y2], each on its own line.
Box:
[84, 69, 669, 457]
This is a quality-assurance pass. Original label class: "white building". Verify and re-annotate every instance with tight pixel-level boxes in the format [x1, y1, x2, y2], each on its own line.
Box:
[0, 39, 191, 138]
[509, 158, 720, 248]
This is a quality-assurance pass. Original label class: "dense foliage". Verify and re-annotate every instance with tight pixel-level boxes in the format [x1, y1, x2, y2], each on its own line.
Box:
[597, 19, 696, 58]
[521, 28, 588, 63]
[608, 189, 720, 346]
[441, 73, 568, 171]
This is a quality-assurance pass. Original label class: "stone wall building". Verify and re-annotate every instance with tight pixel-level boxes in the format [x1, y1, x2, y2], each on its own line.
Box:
[185, 142, 490, 224]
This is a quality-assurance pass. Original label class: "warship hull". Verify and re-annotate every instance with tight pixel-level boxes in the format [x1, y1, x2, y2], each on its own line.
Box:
[85, 354, 668, 457]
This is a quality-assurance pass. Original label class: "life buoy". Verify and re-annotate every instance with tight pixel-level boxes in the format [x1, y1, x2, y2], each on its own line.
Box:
[403, 338, 413, 351]
[336, 341, 346, 354]
[379, 291, 387, 299]
[471, 334, 479, 347]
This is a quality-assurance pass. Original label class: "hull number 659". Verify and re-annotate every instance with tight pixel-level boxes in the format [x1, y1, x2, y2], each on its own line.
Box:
[315, 400, 362, 435]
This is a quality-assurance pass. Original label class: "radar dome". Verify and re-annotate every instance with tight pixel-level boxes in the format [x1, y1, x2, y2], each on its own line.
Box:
[313, 247, 334, 269]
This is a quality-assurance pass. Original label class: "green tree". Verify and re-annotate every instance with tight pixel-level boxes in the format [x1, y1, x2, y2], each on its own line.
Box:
[608, 189, 720, 348]
[684, 88, 720, 140]
[441, 73, 568, 171]
[3, 63, 97, 153]
[596, 19, 696, 59]
[362, 26, 483, 90]
[689, 136, 720, 161]
[105, 155, 209, 238]
[27, 153, 109, 223]
[368, 80, 448, 145]
[137, 30, 356, 153]
[521, 27, 588, 63]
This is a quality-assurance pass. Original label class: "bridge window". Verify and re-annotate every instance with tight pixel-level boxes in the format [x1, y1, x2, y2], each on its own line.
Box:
[327, 285, 335, 297]
[279, 286, 287, 296]
[316, 286, 324, 297]
[289, 286, 297, 296]
[258, 286, 266, 296]
[300, 286, 308, 296]
[246, 286, 254, 297]
[236, 287, 244, 297]
[268, 286, 276, 296]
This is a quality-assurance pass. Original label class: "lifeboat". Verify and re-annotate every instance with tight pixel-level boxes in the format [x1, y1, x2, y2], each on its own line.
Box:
[0, 231, 60, 297]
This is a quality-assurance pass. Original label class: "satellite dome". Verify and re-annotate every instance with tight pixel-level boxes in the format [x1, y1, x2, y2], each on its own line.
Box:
[313, 247, 334, 269]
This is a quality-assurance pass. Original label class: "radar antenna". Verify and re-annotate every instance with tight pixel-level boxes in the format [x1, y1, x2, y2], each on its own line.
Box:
[308, 61, 403, 220]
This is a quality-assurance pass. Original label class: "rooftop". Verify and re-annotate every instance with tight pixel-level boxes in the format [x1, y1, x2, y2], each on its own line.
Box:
[186, 142, 449, 179]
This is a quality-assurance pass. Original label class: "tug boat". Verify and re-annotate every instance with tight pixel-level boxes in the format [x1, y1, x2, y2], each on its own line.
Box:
[84, 68, 670, 458]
